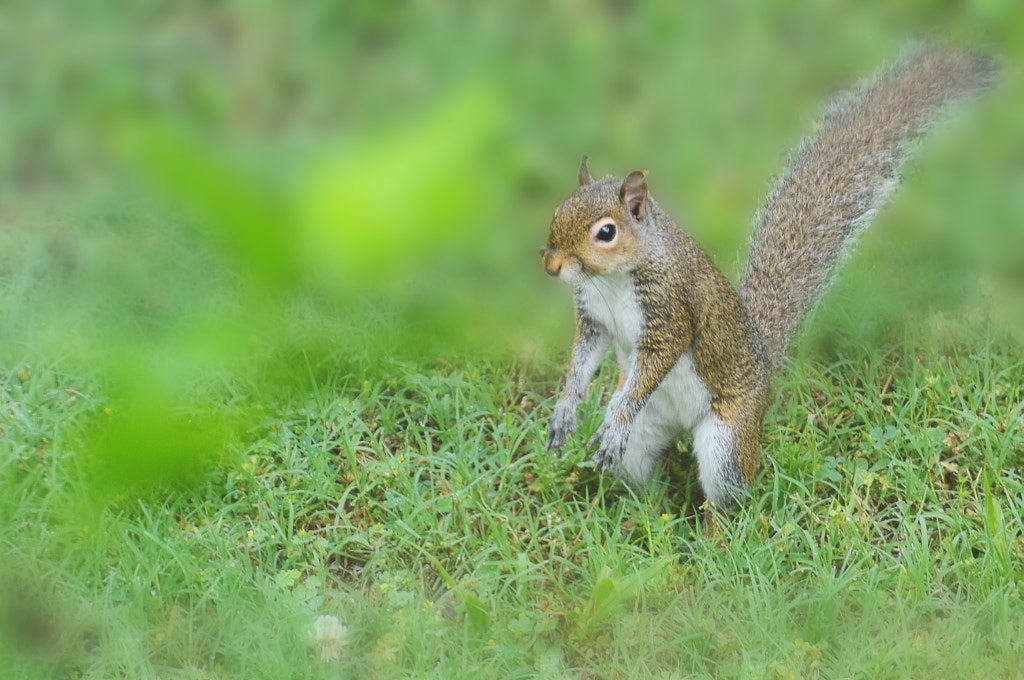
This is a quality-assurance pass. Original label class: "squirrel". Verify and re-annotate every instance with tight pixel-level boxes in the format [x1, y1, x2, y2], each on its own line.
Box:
[541, 45, 996, 509]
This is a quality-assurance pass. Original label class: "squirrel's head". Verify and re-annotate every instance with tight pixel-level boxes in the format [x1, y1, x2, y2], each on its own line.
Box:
[541, 157, 649, 283]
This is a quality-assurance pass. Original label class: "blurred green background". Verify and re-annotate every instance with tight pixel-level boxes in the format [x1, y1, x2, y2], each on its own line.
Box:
[1, 1, 1022, 484]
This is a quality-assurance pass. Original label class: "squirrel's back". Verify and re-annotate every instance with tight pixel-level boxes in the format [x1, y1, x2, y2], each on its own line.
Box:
[739, 45, 997, 369]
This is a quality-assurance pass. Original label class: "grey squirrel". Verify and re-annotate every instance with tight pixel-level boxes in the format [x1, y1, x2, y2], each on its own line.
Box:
[541, 45, 997, 508]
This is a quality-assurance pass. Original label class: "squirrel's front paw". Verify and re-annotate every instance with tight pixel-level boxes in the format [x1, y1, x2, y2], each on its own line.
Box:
[546, 399, 578, 450]
[589, 419, 630, 470]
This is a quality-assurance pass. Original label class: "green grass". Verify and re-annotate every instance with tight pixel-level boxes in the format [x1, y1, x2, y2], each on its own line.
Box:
[2, 2, 1024, 678]
[2, 328, 1023, 678]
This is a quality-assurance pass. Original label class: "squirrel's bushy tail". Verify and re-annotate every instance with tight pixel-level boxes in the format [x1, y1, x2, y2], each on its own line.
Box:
[739, 45, 996, 370]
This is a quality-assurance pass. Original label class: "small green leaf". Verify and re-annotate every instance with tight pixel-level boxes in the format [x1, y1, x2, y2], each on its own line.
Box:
[464, 595, 490, 636]
[582, 559, 671, 634]
[587, 568, 618, 622]
[983, 470, 1010, 571]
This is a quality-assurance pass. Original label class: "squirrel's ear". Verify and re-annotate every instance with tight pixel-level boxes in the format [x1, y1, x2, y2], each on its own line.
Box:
[620, 171, 648, 221]
[578, 156, 593, 187]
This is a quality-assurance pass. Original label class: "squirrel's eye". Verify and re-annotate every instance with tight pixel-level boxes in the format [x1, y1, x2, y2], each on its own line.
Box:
[595, 223, 616, 242]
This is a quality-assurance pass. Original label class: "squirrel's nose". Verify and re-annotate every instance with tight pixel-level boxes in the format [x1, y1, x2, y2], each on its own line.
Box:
[541, 249, 562, 277]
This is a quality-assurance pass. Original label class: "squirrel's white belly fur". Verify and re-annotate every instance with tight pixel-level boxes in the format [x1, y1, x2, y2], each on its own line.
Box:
[578, 273, 716, 484]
